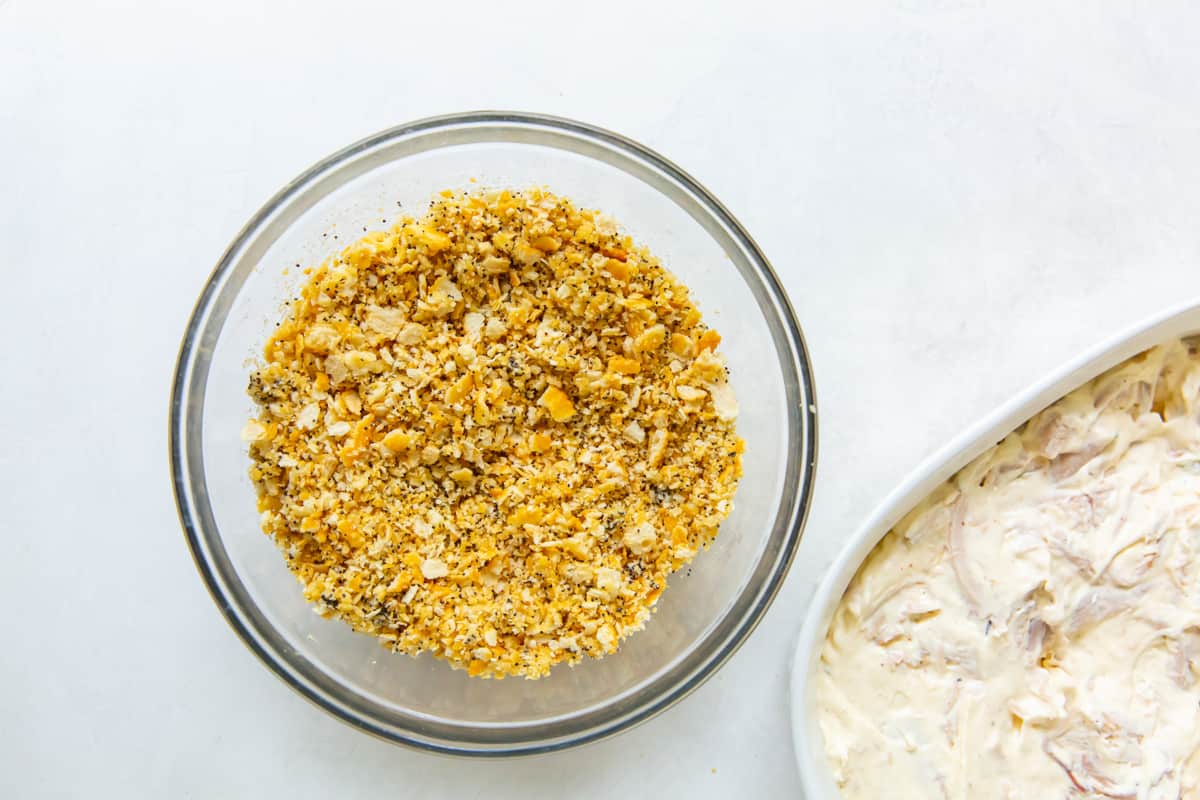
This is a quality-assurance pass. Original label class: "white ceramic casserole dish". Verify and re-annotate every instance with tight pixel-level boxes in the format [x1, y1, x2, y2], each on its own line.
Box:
[790, 297, 1200, 798]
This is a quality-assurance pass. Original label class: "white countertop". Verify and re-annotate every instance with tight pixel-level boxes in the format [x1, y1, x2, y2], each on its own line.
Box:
[5, 1, 1200, 796]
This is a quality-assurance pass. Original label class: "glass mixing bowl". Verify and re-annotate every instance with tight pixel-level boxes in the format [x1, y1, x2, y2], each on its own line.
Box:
[170, 111, 817, 755]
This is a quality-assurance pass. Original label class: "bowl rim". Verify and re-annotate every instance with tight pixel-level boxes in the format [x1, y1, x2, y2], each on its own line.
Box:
[789, 296, 1200, 797]
[170, 110, 818, 757]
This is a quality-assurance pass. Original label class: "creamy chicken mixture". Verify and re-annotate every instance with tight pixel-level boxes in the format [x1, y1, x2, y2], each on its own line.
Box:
[818, 339, 1200, 799]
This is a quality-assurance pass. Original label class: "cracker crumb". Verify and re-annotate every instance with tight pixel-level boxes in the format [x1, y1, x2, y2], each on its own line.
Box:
[246, 188, 742, 678]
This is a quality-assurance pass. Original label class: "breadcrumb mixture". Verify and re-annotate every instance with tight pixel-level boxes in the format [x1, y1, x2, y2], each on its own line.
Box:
[243, 188, 743, 678]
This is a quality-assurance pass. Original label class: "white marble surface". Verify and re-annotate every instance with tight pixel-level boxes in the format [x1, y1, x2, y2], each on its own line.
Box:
[4, 1, 1200, 796]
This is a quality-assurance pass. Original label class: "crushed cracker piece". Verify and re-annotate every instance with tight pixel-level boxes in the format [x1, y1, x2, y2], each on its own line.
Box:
[623, 522, 658, 555]
[707, 381, 740, 421]
[241, 420, 268, 442]
[539, 386, 576, 422]
[420, 558, 449, 579]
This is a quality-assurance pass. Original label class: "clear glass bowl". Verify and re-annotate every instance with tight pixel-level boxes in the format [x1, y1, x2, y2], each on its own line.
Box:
[170, 111, 817, 755]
